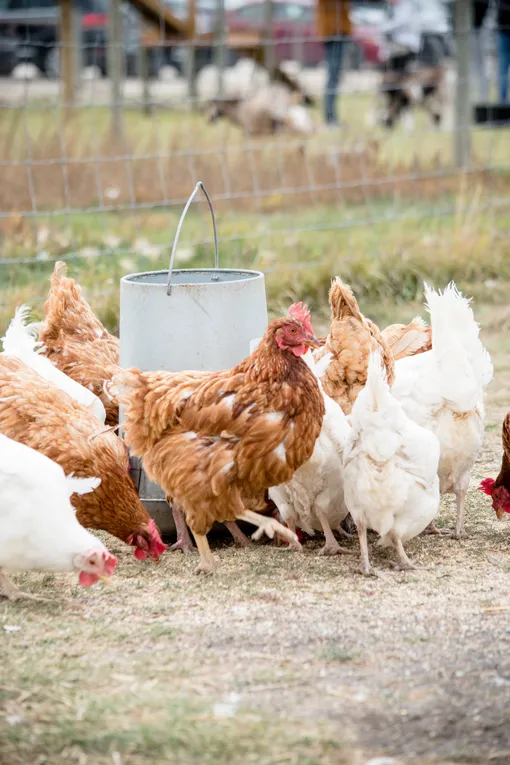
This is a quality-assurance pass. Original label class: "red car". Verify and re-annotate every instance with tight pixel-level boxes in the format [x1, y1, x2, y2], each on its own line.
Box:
[226, 0, 385, 68]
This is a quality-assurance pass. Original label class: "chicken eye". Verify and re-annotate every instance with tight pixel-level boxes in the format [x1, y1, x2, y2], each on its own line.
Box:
[290, 327, 297, 334]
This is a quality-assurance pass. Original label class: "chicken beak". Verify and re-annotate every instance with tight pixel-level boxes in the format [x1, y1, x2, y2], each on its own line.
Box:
[305, 335, 321, 349]
[98, 575, 112, 585]
[496, 507, 505, 521]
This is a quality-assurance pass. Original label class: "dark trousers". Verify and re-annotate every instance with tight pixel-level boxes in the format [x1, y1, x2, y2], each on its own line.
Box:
[324, 39, 345, 124]
[499, 32, 510, 102]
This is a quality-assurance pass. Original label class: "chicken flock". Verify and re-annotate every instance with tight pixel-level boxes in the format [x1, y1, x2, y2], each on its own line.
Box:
[0, 261, 503, 599]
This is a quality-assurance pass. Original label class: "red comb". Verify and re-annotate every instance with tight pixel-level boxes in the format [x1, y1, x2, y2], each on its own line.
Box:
[288, 302, 313, 334]
[479, 478, 495, 496]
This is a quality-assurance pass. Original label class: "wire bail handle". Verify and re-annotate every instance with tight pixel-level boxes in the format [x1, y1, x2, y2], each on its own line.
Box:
[166, 181, 219, 296]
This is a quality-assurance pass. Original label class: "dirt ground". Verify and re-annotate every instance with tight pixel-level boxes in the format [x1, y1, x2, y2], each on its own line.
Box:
[1, 306, 510, 765]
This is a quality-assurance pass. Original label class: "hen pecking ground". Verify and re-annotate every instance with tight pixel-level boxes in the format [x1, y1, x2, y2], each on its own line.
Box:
[1, 303, 510, 765]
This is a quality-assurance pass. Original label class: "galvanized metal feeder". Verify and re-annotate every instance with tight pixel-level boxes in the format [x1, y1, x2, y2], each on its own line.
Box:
[120, 182, 268, 534]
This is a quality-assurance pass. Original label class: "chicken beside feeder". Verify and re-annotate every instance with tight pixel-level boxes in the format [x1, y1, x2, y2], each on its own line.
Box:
[119, 182, 269, 550]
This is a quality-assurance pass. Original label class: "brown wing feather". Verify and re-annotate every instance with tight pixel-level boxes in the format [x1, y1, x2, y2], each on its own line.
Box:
[314, 277, 394, 413]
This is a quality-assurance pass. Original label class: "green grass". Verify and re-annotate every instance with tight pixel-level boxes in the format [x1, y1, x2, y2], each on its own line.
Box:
[2, 187, 510, 334]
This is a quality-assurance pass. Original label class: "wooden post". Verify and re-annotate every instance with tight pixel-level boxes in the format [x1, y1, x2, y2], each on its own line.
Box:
[454, 0, 472, 169]
[215, 0, 226, 98]
[263, 0, 274, 72]
[108, 0, 124, 136]
[60, 0, 75, 113]
[186, 0, 197, 106]
[140, 44, 152, 116]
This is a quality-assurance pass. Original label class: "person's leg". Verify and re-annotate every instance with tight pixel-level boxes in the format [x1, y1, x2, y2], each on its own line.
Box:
[324, 38, 345, 124]
[498, 32, 510, 102]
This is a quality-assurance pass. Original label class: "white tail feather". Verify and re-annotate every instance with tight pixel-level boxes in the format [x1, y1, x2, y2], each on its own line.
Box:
[65, 474, 101, 497]
[364, 351, 389, 412]
[1, 305, 38, 355]
[425, 282, 493, 411]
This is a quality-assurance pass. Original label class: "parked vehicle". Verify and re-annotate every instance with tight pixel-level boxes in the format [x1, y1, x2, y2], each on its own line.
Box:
[0, 0, 142, 77]
[225, 0, 387, 69]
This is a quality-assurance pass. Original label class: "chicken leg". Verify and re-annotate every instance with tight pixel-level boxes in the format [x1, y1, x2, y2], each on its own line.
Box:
[356, 522, 381, 577]
[316, 508, 351, 556]
[389, 531, 418, 571]
[191, 532, 218, 575]
[167, 502, 195, 553]
[0, 571, 45, 602]
[236, 510, 302, 550]
[454, 489, 466, 539]
[224, 521, 251, 548]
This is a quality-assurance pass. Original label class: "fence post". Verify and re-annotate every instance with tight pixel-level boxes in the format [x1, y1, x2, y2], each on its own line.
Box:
[108, 0, 124, 136]
[263, 0, 274, 72]
[454, 0, 472, 169]
[187, 0, 198, 107]
[60, 0, 75, 115]
[215, 0, 226, 97]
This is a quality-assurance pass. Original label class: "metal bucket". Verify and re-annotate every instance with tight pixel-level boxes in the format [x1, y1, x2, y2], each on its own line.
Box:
[120, 183, 268, 534]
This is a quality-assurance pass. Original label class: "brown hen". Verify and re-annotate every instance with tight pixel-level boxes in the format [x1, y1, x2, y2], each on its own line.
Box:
[0, 356, 166, 561]
[110, 304, 325, 574]
[313, 278, 394, 414]
[480, 412, 510, 520]
[38, 261, 121, 425]
[382, 316, 432, 361]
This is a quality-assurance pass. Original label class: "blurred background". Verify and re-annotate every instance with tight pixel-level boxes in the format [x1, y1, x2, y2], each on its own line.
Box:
[0, 0, 509, 331]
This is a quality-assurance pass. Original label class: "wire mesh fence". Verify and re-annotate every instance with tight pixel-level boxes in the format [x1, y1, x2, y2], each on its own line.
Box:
[1, 0, 509, 329]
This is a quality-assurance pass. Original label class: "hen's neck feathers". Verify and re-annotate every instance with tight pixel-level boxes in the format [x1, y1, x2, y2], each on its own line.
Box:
[241, 332, 310, 384]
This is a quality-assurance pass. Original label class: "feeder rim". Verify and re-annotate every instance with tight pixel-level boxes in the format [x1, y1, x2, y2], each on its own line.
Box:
[121, 268, 266, 286]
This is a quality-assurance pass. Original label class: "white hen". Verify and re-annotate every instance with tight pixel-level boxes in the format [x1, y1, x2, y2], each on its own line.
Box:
[391, 283, 493, 538]
[0, 433, 117, 601]
[269, 351, 352, 555]
[1, 305, 106, 424]
[344, 352, 440, 575]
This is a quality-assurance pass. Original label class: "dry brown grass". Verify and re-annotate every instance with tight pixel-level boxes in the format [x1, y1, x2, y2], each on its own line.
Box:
[1, 107, 505, 219]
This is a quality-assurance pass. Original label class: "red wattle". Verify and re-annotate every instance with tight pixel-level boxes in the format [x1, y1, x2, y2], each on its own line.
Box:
[79, 571, 100, 587]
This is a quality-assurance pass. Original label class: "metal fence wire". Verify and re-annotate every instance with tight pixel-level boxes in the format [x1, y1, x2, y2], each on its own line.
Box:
[0, 0, 509, 322]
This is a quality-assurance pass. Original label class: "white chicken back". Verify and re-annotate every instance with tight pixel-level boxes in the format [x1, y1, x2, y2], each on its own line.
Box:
[391, 283, 493, 537]
[1, 305, 106, 424]
[0, 433, 116, 600]
[344, 352, 440, 574]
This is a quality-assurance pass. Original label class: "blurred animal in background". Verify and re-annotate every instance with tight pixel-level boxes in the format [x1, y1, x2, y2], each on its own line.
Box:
[344, 352, 440, 575]
[269, 350, 352, 555]
[111, 303, 325, 574]
[392, 283, 493, 538]
[314, 277, 395, 414]
[378, 0, 449, 130]
[206, 67, 315, 137]
[382, 316, 432, 361]
[480, 412, 510, 520]
[0, 433, 117, 601]
[38, 262, 121, 425]
[1, 305, 106, 424]
[0, 355, 166, 561]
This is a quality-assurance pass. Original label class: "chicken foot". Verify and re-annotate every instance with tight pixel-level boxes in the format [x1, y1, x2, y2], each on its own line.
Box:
[424, 521, 453, 536]
[0, 572, 46, 602]
[224, 521, 251, 548]
[191, 533, 218, 575]
[389, 531, 432, 571]
[236, 510, 302, 550]
[316, 508, 351, 556]
[167, 502, 195, 553]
